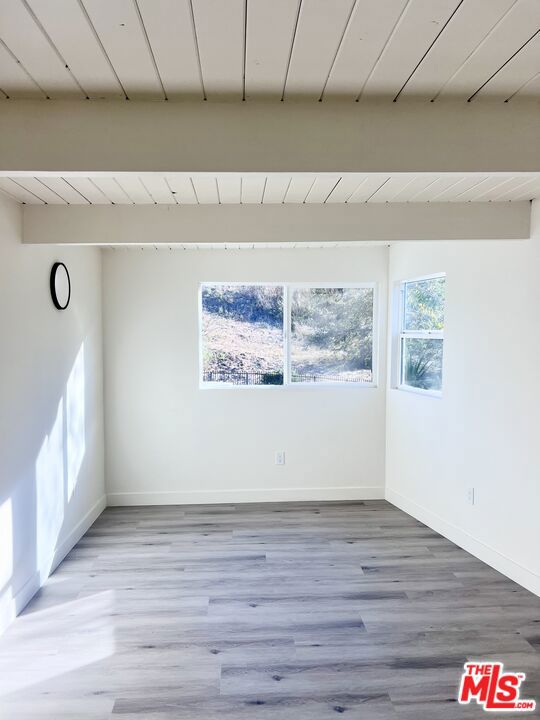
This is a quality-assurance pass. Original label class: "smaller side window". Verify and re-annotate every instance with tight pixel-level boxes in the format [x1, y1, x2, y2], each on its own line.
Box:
[398, 274, 445, 394]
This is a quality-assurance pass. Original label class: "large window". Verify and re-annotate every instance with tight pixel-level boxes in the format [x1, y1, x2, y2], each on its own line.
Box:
[398, 274, 445, 394]
[200, 283, 376, 387]
[290, 287, 374, 384]
[201, 284, 284, 385]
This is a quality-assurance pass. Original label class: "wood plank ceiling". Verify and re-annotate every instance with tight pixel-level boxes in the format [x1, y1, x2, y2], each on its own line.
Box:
[0, 0, 538, 102]
[1, 173, 540, 205]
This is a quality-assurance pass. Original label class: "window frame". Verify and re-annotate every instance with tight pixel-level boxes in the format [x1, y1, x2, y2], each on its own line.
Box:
[199, 281, 378, 390]
[396, 272, 445, 398]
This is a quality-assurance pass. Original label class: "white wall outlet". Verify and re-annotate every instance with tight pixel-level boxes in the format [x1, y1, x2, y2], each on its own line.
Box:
[275, 451, 285, 466]
[467, 487, 475, 506]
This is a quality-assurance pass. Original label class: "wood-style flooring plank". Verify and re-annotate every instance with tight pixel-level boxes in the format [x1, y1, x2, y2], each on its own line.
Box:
[0, 500, 538, 719]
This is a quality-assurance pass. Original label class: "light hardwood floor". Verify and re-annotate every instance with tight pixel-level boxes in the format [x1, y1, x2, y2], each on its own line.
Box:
[0, 501, 539, 719]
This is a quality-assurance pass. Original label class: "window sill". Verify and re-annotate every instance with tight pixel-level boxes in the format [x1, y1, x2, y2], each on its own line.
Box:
[395, 384, 442, 399]
[200, 382, 379, 391]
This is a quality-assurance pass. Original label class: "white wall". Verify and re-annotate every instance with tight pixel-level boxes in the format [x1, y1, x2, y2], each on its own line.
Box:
[103, 247, 388, 505]
[386, 203, 540, 596]
[0, 194, 105, 635]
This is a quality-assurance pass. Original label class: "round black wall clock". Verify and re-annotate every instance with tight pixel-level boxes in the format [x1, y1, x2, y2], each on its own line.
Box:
[50, 262, 71, 310]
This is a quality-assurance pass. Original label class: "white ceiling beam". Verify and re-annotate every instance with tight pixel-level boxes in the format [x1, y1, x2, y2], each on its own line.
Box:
[22, 201, 530, 246]
[0, 99, 538, 174]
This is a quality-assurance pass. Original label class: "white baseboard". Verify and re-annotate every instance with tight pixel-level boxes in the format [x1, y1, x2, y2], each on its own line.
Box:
[0, 572, 40, 637]
[0, 494, 107, 637]
[50, 494, 107, 575]
[107, 486, 385, 506]
[386, 487, 540, 598]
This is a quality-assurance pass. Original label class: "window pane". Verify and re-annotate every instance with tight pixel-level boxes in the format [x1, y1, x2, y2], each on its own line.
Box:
[201, 284, 284, 385]
[401, 338, 443, 391]
[290, 287, 373, 383]
[404, 276, 445, 332]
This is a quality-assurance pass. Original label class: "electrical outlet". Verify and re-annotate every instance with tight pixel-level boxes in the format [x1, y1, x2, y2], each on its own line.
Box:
[467, 487, 475, 506]
[275, 451, 285, 466]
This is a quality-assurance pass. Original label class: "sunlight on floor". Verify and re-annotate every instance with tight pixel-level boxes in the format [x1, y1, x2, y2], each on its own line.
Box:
[0, 590, 115, 697]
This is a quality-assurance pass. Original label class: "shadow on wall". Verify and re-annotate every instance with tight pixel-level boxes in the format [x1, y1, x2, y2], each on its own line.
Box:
[0, 342, 87, 627]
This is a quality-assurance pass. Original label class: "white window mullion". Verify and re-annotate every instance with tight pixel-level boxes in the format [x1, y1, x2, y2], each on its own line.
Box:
[401, 331, 444, 340]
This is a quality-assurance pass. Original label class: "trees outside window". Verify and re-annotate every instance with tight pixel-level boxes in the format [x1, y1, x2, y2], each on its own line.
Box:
[290, 287, 373, 383]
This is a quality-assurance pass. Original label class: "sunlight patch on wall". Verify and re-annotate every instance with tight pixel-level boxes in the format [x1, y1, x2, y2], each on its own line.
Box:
[66, 345, 86, 501]
[36, 398, 65, 581]
[0, 499, 13, 593]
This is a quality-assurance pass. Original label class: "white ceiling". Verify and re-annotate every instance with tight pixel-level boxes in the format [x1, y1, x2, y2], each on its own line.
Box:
[0, 0, 538, 102]
[1, 173, 540, 205]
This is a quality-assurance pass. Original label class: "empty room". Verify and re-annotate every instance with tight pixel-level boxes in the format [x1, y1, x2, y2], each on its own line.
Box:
[0, 1, 539, 718]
